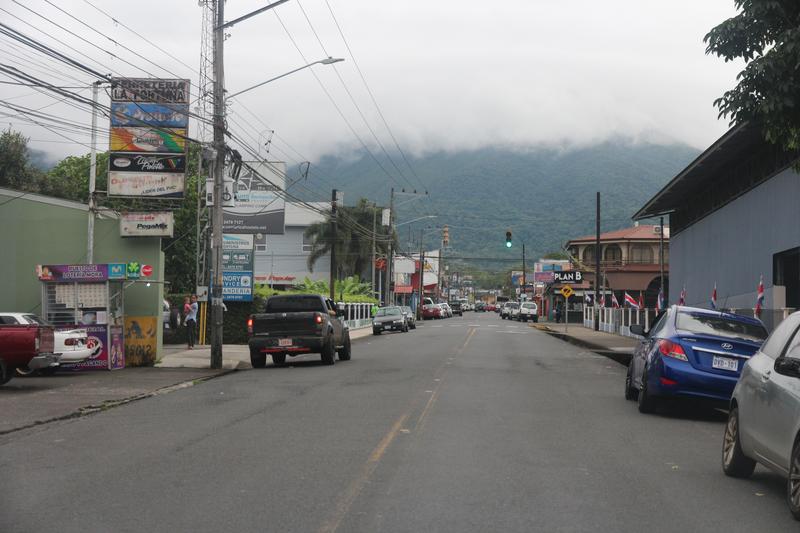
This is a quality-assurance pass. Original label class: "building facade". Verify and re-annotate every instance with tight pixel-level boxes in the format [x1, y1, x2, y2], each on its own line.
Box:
[634, 123, 800, 328]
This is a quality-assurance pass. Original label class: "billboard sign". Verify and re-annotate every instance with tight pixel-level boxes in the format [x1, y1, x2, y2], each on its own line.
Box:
[120, 212, 174, 237]
[222, 272, 254, 302]
[111, 102, 190, 128]
[110, 127, 186, 153]
[553, 271, 584, 284]
[533, 271, 555, 283]
[223, 162, 285, 234]
[110, 153, 185, 173]
[110, 78, 190, 104]
[222, 234, 254, 300]
[109, 172, 184, 198]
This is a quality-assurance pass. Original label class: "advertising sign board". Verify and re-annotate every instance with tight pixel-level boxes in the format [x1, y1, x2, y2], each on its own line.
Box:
[110, 127, 186, 153]
[109, 172, 184, 198]
[222, 272, 254, 302]
[124, 316, 156, 366]
[554, 271, 584, 284]
[120, 212, 174, 237]
[38, 264, 109, 282]
[111, 102, 190, 128]
[533, 271, 555, 283]
[223, 162, 285, 234]
[110, 78, 190, 104]
[110, 153, 185, 173]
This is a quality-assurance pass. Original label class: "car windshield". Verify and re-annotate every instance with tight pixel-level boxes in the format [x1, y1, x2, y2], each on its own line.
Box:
[675, 312, 768, 342]
[522, 303, 535, 309]
[509, 303, 519, 309]
[376, 307, 401, 317]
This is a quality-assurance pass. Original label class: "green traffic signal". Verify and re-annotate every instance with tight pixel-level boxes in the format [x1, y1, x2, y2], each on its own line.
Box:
[505, 241, 512, 248]
[505, 230, 512, 247]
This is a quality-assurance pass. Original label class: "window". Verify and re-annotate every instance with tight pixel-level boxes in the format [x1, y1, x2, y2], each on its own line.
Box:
[302, 233, 313, 252]
[604, 244, 622, 263]
[630, 244, 653, 263]
[265, 296, 326, 313]
[648, 311, 669, 337]
[676, 311, 768, 342]
[0, 315, 19, 325]
[583, 245, 596, 263]
[760, 314, 800, 359]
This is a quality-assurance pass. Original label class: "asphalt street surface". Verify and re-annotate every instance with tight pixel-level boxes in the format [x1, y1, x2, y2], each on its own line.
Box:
[1, 313, 797, 532]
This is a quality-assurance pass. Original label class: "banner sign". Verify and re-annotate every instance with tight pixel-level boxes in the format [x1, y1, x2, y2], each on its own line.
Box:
[109, 172, 185, 198]
[111, 78, 190, 104]
[38, 264, 109, 282]
[121, 212, 174, 237]
[533, 271, 555, 283]
[553, 271, 585, 284]
[223, 162, 285, 234]
[110, 153, 185, 173]
[110, 127, 186, 153]
[222, 271, 254, 301]
[111, 102, 189, 128]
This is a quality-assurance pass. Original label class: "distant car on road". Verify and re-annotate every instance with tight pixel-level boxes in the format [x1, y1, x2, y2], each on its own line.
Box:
[373, 306, 409, 334]
[449, 302, 463, 316]
[722, 310, 800, 520]
[626, 305, 767, 413]
[474, 302, 485, 312]
[507, 302, 521, 320]
[400, 306, 417, 329]
[518, 302, 538, 322]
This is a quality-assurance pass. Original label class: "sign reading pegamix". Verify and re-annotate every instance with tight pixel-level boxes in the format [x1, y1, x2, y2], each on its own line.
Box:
[120, 212, 174, 237]
[110, 78, 190, 104]
[108, 78, 190, 199]
[553, 271, 585, 284]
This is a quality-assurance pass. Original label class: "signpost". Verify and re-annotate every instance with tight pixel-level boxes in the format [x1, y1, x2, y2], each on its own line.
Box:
[560, 285, 574, 333]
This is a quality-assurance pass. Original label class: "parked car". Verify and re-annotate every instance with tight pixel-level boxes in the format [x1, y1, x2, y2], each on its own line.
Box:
[508, 303, 521, 320]
[474, 302, 485, 312]
[722, 309, 800, 520]
[518, 302, 538, 322]
[372, 306, 409, 334]
[500, 303, 511, 319]
[626, 305, 767, 413]
[485, 303, 496, 312]
[0, 313, 90, 376]
[438, 303, 452, 318]
[400, 306, 416, 329]
[247, 294, 351, 367]
[0, 315, 57, 385]
[422, 304, 441, 320]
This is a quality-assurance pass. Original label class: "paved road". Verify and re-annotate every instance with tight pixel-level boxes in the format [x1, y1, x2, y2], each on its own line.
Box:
[1, 313, 796, 532]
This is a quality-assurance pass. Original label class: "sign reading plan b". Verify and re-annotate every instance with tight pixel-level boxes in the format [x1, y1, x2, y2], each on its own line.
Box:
[553, 271, 584, 284]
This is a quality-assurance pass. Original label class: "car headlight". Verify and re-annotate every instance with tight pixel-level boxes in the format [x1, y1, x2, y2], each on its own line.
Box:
[373, 321, 380, 326]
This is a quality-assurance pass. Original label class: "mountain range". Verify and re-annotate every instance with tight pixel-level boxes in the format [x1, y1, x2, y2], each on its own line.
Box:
[304, 141, 699, 272]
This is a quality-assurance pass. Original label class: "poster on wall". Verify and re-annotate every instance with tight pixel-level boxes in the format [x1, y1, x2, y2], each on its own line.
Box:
[60, 325, 109, 371]
[124, 317, 156, 366]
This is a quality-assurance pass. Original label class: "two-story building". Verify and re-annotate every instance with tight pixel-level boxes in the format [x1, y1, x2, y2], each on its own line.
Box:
[566, 224, 669, 308]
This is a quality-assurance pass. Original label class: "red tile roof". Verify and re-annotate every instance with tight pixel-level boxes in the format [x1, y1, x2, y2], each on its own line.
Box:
[569, 225, 668, 244]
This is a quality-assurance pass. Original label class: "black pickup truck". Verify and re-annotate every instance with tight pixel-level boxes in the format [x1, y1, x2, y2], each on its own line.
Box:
[247, 294, 351, 367]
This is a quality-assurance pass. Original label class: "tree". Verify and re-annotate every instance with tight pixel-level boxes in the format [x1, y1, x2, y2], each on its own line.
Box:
[542, 251, 569, 260]
[705, 2, 800, 150]
[0, 129, 44, 191]
[304, 198, 393, 279]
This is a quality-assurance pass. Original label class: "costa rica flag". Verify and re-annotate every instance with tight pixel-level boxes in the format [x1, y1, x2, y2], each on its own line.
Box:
[755, 276, 764, 318]
[711, 283, 717, 310]
[624, 292, 639, 309]
[679, 286, 686, 306]
[611, 292, 620, 309]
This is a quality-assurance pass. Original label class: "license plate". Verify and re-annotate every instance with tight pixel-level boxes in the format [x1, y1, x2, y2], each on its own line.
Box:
[278, 338, 292, 347]
[383, 325, 390, 330]
[712, 355, 738, 372]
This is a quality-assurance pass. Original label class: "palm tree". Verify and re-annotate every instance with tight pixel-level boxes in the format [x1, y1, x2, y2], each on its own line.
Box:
[305, 198, 394, 279]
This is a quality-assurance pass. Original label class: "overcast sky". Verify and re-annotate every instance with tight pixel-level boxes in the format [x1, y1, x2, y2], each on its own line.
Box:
[0, 0, 742, 164]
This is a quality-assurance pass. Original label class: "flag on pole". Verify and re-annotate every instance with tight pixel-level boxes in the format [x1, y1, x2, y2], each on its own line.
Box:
[755, 275, 764, 318]
[711, 283, 717, 310]
[624, 292, 640, 309]
[638, 291, 645, 309]
[679, 286, 686, 306]
[611, 292, 620, 309]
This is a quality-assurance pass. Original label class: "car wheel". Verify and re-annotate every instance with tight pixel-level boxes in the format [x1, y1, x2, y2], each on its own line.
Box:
[250, 350, 266, 369]
[0, 360, 11, 385]
[722, 406, 756, 478]
[321, 336, 336, 365]
[411, 323, 416, 329]
[373, 329, 381, 335]
[337, 334, 352, 361]
[15, 366, 38, 377]
[637, 369, 658, 414]
[624, 363, 637, 401]
[789, 439, 800, 520]
[272, 353, 286, 366]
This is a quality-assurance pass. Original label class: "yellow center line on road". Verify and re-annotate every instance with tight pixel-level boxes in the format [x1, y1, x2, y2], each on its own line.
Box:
[317, 326, 477, 533]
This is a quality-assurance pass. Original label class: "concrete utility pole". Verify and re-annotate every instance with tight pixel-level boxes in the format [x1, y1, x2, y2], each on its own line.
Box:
[86, 81, 100, 264]
[371, 204, 377, 298]
[522, 243, 526, 300]
[330, 189, 338, 301]
[417, 227, 425, 321]
[386, 188, 394, 306]
[209, 0, 226, 369]
[594, 191, 601, 331]
[659, 216, 665, 306]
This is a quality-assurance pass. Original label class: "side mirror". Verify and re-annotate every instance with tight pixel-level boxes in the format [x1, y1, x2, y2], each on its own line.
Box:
[630, 324, 646, 337]
[774, 358, 800, 379]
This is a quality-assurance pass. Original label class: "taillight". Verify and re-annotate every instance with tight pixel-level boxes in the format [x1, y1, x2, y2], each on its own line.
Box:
[247, 317, 253, 334]
[658, 339, 688, 361]
[315, 314, 323, 325]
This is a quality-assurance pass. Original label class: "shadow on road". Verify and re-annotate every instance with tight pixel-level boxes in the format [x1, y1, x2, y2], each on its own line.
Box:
[651, 399, 729, 423]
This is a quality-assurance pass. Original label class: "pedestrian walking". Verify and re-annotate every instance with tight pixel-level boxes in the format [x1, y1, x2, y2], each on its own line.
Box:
[185, 295, 198, 349]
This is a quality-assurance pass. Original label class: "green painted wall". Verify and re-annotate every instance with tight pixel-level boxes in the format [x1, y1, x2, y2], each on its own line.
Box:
[0, 191, 165, 354]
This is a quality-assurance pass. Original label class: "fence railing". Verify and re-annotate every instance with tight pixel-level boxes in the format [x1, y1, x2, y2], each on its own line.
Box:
[582, 306, 797, 337]
[338, 302, 374, 330]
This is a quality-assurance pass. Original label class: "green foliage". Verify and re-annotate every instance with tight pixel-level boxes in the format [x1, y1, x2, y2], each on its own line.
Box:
[542, 251, 569, 260]
[704, 1, 800, 151]
[0, 129, 45, 191]
[253, 275, 378, 303]
[304, 198, 393, 279]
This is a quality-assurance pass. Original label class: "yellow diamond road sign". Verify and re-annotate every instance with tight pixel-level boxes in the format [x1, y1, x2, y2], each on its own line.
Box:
[560, 286, 574, 298]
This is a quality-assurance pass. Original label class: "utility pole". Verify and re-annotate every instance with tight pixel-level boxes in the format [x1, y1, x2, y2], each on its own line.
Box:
[371, 204, 377, 299]
[417, 227, 425, 321]
[594, 192, 601, 331]
[209, 0, 226, 369]
[386, 188, 394, 306]
[522, 243, 526, 301]
[86, 81, 100, 264]
[330, 189, 338, 301]
[659, 216, 665, 307]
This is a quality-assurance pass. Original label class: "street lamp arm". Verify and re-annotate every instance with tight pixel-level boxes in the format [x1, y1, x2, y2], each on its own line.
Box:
[227, 58, 344, 99]
[218, 0, 292, 30]
[395, 215, 437, 227]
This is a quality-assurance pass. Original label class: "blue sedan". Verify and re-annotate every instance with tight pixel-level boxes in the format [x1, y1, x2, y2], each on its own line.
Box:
[626, 306, 768, 413]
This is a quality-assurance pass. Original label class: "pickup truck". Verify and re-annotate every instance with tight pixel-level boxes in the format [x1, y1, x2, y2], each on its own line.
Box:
[247, 294, 351, 367]
[0, 319, 58, 385]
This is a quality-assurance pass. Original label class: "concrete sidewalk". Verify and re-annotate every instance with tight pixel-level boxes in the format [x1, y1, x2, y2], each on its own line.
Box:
[0, 367, 229, 435]
[534, 322, 639, 365]
[157, 327, 375, 369]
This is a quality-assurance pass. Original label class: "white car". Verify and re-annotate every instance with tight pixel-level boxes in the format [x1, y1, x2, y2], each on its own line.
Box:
[0, 313, 91, 375]
[518, 302, 538, 322]
[509, 303, 521, 320]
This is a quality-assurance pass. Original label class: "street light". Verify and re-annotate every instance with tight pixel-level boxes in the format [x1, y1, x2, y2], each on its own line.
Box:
[227, 57, 345, 99]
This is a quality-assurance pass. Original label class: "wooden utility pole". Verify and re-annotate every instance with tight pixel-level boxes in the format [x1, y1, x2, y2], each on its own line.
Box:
[330, 189, 338, 301]
[659, 216, 665, 307]
[594, 191, 601, 331]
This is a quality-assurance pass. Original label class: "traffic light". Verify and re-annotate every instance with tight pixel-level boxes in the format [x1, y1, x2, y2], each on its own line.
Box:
[505, 230, 512, 248]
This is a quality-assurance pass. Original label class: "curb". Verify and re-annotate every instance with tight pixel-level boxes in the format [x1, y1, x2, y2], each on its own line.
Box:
[541, 330, 632, 366]
[0, 369, 237, 436]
